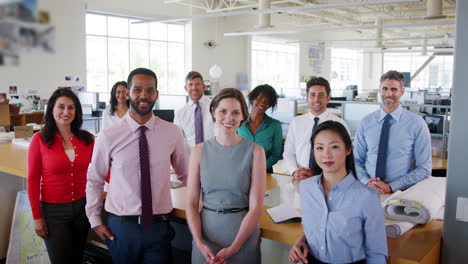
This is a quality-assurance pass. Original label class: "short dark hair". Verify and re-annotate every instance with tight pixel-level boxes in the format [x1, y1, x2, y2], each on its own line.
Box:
[42, 88, 94, 147]
[248, 84, 278, 111]
[210, 88, 249, 126]
[310, 121, 356, 178]
[109, 81, 129, 115]
[380, 70, 405, 88]
[127, 68, 158, 89]
[306, 77, 331, 96]
[185, 71, 204, 84]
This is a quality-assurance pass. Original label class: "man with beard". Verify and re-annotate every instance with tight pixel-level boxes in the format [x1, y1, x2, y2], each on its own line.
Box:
[174, 71, 216, 152]
[86, 68, 188, 263]
[354, 70, 431, 194]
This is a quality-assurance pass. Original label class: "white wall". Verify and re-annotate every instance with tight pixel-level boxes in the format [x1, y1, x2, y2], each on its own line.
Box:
[191, 17, 249, 90]
[0, 0, 87, 99]
[361, 52, 383, 92]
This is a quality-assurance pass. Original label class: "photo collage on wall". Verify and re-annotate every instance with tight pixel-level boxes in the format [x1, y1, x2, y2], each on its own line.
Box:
[0, 0, 55, 66]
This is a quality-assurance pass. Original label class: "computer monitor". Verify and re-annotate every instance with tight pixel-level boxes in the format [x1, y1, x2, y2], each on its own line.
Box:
[327, 97, 346, 109]
[157, 95, 188, 110]
[423, 114, 444, 134]
[82, 104, 93, 117]
[153, 109, 175, 123]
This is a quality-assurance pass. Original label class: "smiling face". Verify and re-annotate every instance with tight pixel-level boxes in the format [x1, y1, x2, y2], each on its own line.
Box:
[314, 129, 351, 176]
[129, 74, 158, 116]
[115, 84, 129, 105]
[380, 78, 405, 113]
[185, 77, 205, 102]
[307, 85, 330, 116]
[213, 98, 244, 134]
[252, 92, 271, 115]
[53, 96, 76, 128]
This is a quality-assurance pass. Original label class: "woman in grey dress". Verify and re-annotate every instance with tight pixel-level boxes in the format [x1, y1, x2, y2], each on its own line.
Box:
[186, 88, 266, 264]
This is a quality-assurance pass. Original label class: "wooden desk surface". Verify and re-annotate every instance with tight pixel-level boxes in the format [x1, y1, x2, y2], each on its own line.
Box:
[1, 142, 443, 263]
[432, 156, 448, 170]
[0, 142, 28, 178]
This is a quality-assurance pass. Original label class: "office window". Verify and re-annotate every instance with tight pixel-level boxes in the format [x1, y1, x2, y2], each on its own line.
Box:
[251, 41, 299, 95]
[85, 13, 186, 97]
[383, 51, 453, 92]
[330, 48, 362, 94]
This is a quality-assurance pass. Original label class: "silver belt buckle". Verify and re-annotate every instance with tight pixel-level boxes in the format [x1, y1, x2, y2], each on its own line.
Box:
[138, 216, 141, 224]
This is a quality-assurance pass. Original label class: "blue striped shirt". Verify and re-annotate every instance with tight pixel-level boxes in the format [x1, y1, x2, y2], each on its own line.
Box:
[354, 105, 432, 191]
[300, 173, 387, 264]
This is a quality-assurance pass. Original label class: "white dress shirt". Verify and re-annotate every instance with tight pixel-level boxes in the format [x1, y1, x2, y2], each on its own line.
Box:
[101, 105, 124, 130]
[174, 95, 217, 151]
[284, 110, 351, 174]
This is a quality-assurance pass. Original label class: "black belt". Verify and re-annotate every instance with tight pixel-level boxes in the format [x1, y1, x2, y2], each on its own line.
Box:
[307, 253, 365, 264]
[203, 206, 248, 214]
[108, 212, 171, 224]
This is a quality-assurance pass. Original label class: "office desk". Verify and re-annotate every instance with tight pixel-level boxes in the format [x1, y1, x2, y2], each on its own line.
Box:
[0, 142, 443, 263]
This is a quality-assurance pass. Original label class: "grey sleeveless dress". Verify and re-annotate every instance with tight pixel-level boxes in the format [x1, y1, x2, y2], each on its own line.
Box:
[191, 138, 261, 264]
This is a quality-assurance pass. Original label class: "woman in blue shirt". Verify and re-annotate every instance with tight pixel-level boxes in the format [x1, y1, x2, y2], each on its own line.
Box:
[289, 121, 387, 264]
[237, 84, 282, 173]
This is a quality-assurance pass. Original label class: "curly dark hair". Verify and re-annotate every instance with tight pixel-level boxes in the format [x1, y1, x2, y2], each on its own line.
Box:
[41, 88, 94, 147]
[310, 121, 356, 178]
[109, 81, 129, 115]
[248, 84, 278, 111]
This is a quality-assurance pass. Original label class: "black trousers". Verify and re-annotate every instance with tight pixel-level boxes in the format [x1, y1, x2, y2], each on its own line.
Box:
[307, 253, 366, 264]
[40, 197, 90, 264]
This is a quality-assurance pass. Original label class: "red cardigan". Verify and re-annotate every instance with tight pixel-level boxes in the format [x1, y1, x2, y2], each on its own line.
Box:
[27, 132, 94, 219]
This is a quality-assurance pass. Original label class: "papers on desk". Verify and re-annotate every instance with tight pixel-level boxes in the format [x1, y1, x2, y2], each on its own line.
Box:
[266, 204, 302, 224]
[382, 177, 446, 224]
[380, 177, 446, 238]
[12, 137, 31, 147]
[0, 132, 14, 142]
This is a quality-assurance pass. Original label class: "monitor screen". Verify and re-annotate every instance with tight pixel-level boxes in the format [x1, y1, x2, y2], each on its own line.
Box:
[157, 95, 188, 110]
[423, 114, 444, 134]
[153, 109, 175, 123]
[82, 104, 93, 117]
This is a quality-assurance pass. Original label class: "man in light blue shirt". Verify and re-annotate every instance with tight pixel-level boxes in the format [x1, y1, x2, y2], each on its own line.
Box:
[354, 70, 432, 193]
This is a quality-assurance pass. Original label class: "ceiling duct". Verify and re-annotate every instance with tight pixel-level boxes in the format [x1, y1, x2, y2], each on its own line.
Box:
[425, 0, 447, 19]
[256, 0, 272, 29]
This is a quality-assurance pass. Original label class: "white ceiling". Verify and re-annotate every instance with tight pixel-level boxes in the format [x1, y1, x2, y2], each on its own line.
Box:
[161, 0, 456, 48]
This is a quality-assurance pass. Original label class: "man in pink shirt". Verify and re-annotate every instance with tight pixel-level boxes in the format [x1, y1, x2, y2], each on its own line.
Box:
[86, 68, 189, 263]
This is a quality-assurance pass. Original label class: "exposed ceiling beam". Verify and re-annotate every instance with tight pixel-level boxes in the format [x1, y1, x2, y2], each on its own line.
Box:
[224, 21, 454, 36]
[288, 35, 446, 43]
[133, 0, 423, 24]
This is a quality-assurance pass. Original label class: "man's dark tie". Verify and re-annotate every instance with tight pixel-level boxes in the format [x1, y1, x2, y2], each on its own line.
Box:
[194, 101, 204, 144]
[308, 117, 320, 168]
[138, 126, 153, 227]
[375, 114, 392, 180]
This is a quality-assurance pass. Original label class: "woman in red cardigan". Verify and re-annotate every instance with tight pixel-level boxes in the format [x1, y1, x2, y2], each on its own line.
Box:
[27, 88, 94, 264]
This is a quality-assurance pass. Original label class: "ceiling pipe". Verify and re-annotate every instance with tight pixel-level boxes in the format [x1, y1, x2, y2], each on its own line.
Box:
[224, 21, 454, 36]
[425, 0, 447, 19]
[257, 0, 272, 28]
[375, 17, 383, 47]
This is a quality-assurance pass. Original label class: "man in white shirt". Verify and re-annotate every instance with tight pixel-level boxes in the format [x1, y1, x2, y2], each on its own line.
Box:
[284, 77, 350, 180]
[174, 71, 216, 151]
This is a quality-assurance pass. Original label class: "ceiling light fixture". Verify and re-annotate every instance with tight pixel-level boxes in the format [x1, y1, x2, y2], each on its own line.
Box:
[133, 0, 423, 24]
